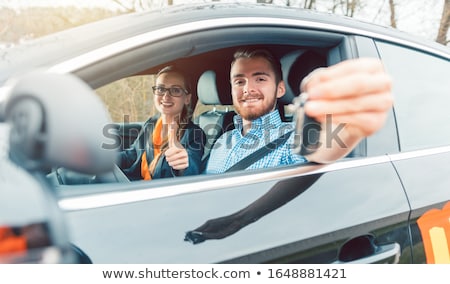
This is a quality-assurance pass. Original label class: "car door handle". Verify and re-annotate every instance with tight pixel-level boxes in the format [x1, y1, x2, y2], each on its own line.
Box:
[333, 242, 401, 264]
[333, 234, 401, 264]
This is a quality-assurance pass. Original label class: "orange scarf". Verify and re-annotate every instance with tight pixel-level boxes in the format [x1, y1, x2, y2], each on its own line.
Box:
[0, 227, 27, 254]
[141, 118, 167, 180]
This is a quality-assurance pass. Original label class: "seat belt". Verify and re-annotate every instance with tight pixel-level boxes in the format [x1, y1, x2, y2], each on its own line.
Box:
[225, 130, 294, 172]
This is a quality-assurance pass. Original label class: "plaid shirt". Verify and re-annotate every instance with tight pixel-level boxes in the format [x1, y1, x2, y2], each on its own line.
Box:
[206, 110, 307, 174]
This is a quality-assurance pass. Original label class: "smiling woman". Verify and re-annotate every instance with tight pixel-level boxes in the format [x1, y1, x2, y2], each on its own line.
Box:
[116, 65, 206, 181]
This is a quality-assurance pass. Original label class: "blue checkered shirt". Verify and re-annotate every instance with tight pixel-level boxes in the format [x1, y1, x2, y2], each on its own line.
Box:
[205, 110, 307, 174]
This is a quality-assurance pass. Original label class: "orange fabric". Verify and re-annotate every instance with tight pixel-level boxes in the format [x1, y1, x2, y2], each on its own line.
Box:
[141, 118, 167, 180]
[140, 152, 151, 180]
[0, 227, 27, 254]
[417, 201, 450, 264]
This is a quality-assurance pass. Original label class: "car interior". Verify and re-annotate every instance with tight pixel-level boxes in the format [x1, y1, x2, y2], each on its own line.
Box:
[118, 45, 329, 161]
[46, 41, 368, 187]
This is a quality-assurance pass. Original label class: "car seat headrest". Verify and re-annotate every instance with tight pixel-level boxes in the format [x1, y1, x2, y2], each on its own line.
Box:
[280, 50, 305, 104]
[2, 71, 116, 175]
[197, 70, 221, 105]
[197, 69, 233, 106]
[280, 50, 327, 105]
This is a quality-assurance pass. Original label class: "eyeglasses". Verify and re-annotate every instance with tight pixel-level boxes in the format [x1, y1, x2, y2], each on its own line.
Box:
[152, 86, 188, 97]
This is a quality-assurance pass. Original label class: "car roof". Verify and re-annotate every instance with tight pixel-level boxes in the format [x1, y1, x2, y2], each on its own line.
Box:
[0, 2, 448, 85]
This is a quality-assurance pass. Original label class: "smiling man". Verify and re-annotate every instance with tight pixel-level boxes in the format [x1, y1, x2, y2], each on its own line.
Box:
[205, 48, 392, 174]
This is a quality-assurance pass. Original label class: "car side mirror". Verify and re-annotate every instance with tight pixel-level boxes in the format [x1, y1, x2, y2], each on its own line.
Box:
[1, 71, 116, 174]
[0, 71, 116, 263]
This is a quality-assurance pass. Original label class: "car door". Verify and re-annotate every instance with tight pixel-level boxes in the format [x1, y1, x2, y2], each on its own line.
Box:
[375, 40, 450, 264]
[50, 22, 412, 263]
[59, 158, 409, 264]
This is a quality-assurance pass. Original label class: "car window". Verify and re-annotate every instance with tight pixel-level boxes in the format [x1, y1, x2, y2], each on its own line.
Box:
[96, 75, 235, 123]
[95, 75, 156, 123]
[376, 41, 450, 151]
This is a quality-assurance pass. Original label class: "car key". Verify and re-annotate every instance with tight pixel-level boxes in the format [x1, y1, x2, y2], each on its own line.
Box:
[291, 93, 322, 156]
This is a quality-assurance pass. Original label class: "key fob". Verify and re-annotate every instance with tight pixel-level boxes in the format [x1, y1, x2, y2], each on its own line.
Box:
[291, 93, 321, 156]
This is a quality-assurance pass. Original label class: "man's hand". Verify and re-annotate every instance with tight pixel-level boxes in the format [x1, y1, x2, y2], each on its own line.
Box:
[301, 58, 393, 163]
[165, 121, 189, 170]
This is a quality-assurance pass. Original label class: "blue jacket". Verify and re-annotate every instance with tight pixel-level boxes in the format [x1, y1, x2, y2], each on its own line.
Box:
[118, 116, 206, 181]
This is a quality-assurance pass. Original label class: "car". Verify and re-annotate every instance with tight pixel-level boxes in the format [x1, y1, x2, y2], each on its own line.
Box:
[0, 2, 449, 264]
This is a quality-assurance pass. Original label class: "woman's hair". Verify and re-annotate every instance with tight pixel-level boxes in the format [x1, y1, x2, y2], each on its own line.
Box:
[156, 65, 192, 93]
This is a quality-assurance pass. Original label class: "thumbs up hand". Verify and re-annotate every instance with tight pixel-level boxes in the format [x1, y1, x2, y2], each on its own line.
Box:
[165, 121, 189, 171]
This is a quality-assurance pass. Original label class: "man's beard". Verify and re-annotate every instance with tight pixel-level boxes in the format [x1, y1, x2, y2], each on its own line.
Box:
[234, 93, 277, 121]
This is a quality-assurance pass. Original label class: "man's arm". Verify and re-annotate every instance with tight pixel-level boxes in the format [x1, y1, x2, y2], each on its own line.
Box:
[300, 58, 393, 163]
[184, 58, 393, 244]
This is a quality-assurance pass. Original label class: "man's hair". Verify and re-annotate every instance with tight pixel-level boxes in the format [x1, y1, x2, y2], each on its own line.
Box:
[231, 48, 283, 84]
[156, 65, 192, 93]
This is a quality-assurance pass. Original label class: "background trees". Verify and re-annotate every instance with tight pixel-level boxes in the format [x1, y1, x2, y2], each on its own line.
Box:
[0, 0, 449, 47]
[107, 0, 449, 45]
[436, 0, 450, 45]
[0, 0, 447, 122]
